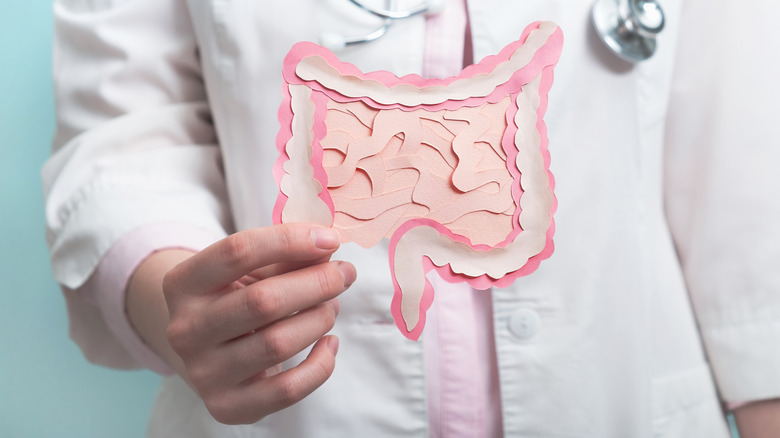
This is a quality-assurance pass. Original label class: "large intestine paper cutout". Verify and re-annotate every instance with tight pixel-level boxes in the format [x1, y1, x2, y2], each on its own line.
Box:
[273, 21, 563, 340]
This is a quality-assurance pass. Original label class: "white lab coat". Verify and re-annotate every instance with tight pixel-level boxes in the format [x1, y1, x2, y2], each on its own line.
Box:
[43, 0, 780, 437]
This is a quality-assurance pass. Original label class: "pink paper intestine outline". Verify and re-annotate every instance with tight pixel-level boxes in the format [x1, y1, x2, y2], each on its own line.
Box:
[388, 69, 559, 341]
[273, 22, 563, 340]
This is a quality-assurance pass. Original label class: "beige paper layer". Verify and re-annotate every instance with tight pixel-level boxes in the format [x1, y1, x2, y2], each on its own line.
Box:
[395, 74, 553, 329]
[296, 22, 558, 107]
[280, 85, 333, 226]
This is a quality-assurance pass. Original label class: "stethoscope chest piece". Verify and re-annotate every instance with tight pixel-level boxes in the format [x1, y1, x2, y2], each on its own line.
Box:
[592, 0, 665, 63]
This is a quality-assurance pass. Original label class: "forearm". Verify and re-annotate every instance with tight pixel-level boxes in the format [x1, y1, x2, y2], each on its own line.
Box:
[734, 399, 780, 438]
[125, 249, 195, 380]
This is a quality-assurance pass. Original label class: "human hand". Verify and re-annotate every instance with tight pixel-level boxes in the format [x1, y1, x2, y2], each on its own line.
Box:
[161, 224, 356, 424]
[733, 398, 780, 438]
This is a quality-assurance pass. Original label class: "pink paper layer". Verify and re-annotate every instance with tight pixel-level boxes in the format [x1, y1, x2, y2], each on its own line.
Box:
[274, 21, 563, 340]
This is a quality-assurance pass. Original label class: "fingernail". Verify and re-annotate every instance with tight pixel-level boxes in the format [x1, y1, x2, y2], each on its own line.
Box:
[327, 336, 339, 356]
[329, 298, 341, 316]
[337, 262, 356, 287]
[311, 228, 340, 250]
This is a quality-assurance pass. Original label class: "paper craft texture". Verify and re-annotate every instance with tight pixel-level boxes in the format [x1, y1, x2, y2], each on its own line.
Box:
[274, 21, 563, 340]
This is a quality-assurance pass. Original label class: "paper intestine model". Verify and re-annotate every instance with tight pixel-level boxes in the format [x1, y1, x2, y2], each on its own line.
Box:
[273, 21, 563, 340]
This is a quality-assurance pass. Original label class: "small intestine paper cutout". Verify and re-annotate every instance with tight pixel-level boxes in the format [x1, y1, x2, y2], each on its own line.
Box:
[273, 21, 563, 340]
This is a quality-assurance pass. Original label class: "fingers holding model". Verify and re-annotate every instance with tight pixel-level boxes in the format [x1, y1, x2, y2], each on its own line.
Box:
[160, 223, 356, 424]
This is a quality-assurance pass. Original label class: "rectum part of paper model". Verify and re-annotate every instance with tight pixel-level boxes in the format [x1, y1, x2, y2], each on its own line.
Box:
[274, 21, 563, 340]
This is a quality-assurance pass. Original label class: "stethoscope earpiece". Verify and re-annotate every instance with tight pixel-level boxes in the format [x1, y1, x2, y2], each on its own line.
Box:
[591, 0, 665, 63]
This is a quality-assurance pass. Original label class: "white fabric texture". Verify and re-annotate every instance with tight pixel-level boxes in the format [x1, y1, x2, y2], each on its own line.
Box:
[664, 0, 780, 402]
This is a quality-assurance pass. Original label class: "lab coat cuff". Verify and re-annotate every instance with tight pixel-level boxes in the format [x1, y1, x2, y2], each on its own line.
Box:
[89, 222, 220, 375]
[702, 318, 780, 402]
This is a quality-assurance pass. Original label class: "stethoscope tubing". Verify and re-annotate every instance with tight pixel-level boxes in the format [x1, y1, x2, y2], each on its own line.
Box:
[346, 0, 428, 19]
[330, 0, 665, 63]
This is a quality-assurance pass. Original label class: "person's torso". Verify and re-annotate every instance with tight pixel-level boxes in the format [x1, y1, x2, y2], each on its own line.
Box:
[148, 1, 731, 436]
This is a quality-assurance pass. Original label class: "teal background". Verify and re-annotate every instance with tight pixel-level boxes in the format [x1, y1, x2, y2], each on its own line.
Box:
[0, 2, 161, 437]
[0, 2, 742, 438]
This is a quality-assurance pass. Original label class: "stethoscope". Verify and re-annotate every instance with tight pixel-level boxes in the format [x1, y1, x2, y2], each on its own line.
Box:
[322, 0, 665, 63]
[320, 0, 446, 51]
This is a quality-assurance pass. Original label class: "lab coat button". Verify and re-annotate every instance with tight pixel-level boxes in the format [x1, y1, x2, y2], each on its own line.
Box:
[508, 308, 540, 340]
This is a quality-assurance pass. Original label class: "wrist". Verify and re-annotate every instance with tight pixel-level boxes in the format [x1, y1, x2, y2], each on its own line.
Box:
[733, 398, 780, 438]
[126, 249, 196, 379]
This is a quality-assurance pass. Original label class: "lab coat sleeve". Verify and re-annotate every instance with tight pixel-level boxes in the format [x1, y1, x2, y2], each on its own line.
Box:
[42, 0, 231, 369]
[664, 0, 780, 402]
